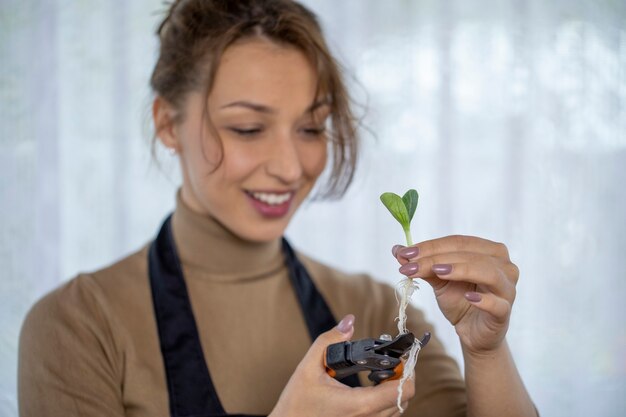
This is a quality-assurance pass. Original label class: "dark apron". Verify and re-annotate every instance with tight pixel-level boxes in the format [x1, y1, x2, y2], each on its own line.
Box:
[148, 215, 360, 417]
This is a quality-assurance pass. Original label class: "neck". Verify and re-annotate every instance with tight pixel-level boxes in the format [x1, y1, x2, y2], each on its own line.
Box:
[170, 190, 284, 281]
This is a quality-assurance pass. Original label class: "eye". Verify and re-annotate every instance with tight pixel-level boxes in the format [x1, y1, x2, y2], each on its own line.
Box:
[301, 126, 327, 137]
[229, 127, 263, 137]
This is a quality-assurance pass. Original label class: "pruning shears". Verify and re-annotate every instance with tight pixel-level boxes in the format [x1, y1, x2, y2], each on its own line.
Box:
[324, 332, 431, 384]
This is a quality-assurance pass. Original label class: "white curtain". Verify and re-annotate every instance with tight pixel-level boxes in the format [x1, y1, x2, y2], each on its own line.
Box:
[1, 0, 625, 416]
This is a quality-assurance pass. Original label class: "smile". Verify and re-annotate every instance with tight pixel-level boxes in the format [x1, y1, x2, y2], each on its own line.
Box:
[245, 190, 295, 218]
[248, 191, 292, 206]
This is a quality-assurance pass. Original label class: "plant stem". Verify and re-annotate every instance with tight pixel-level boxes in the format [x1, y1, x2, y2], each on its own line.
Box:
[404, 228, 413, 246]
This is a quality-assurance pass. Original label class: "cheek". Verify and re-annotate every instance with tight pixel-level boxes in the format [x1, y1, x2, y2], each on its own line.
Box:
[179, 125, 222, 173]
[220, 142, 262, 183]
[302, 142, 328, 178]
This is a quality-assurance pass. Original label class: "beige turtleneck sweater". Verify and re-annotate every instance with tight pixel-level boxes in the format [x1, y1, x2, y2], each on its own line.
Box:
[18, 194, 466, 416]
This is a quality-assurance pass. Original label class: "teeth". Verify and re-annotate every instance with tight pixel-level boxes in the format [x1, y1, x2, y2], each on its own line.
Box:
[251, 191, 291, 206]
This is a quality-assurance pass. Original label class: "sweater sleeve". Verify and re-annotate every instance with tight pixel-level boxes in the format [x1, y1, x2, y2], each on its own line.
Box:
[18, 274, 125, 417]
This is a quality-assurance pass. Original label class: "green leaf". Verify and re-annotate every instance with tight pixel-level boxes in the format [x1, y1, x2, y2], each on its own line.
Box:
[380, 192, 410, 230]
[402, 189, 419, 222]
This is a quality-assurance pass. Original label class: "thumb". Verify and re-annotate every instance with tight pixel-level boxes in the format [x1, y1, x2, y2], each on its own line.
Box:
[306, 314, 355, 360]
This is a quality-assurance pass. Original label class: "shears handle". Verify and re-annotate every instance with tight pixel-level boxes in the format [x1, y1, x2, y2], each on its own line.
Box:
[324, 332, 430, 384]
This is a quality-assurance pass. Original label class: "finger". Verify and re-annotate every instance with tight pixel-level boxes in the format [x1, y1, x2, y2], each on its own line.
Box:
[464, 291, 512, 322]
[392, 244, 411, 266]
[398, 235, 510, 261]
[388, 402, 410, 417]
[353, 377, 414, 414]
[425, 254, 519, 286]
[399, 254, 516, 299]
[384, 405, 403, 417]
[393, 243, 412, 262]
[431, 261, 516, 300]
[379, 387, 412, 417]
[397, 378, 415, 405]
[304, 314, 354, 367]
[399, 251, 473, 278]
[392, 244, 405, 258]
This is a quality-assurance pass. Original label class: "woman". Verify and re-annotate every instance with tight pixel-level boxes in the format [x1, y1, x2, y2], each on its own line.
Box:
[18, 1, 537, 416]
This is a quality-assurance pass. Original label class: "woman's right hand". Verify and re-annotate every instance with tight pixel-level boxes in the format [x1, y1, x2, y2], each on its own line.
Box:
[269, 315, 415, 417]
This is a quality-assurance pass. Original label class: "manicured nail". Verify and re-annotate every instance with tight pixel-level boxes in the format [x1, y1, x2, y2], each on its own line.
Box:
[399, 262, 419, 276]
[392, 244, 405, 257]
[337, 314, 355, 334]
[465, 292, 482, 303]
[432, 264, 452, 275]
[398, 246, 419, 259]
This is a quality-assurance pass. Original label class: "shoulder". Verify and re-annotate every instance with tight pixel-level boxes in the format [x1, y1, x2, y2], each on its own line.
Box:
[19, 273, 116, 371]
[17, 248, 152, 416]
[83, 244, 152, 310]
[88, 244, 150, 292]
[20, 244, 151, 351]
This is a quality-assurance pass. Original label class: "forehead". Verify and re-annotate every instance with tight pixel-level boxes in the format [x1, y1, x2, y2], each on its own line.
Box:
[208, 38, 319, 110]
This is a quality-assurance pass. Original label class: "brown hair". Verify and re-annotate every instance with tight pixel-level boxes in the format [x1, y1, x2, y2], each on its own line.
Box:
[150, 0, 358, 199]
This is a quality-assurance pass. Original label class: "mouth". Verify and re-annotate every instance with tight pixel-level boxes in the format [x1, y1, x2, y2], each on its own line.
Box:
[248, 190, 293, 205]
[245, 190, 296, 218]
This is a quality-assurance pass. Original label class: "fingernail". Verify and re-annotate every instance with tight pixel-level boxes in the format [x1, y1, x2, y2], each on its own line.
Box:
[392, 244, 405, 257]
[465, 292, 482, 303]
[432, 264, 452, 275]
[337, 314, 355, 334]
[398, 246, 419, 259]
[399, 262, 419, 276]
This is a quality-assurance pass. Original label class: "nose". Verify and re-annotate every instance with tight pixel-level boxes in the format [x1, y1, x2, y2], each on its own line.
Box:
[265, 132, 303, 184]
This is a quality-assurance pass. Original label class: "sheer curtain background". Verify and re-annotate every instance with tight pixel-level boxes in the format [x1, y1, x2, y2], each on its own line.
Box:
[1, 0, 625, 416]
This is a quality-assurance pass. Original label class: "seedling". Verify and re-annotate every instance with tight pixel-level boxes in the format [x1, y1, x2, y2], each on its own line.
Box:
[379, 189, 418, 246]
[379, 188, 422, 414]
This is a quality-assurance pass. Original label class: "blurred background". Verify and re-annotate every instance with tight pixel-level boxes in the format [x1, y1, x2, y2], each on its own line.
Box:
[1, 0, 625, 416]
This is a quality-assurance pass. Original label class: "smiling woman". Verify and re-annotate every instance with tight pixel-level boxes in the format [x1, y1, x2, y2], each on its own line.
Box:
[154, 39, 329, 242]
[16, 1, 538, 417]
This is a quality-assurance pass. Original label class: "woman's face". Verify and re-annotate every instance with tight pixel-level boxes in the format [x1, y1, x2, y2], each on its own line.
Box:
[171, 38, 328, 242]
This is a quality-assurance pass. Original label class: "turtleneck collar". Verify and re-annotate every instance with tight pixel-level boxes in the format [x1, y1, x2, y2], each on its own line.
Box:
[170, 190, 284, 282]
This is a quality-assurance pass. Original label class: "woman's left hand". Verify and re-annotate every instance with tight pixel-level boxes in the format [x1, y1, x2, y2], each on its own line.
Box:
[393, 235, 519, 355]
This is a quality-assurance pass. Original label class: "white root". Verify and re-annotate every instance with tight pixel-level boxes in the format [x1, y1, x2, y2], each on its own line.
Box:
[394, 277, 420, 414]
[395, 278, 418, 334]
[396, 337, 421, 413]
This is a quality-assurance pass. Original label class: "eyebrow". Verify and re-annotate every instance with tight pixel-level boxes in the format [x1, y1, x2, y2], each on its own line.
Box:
[219, 99, 330, 114]
[220, 101, 274, 114]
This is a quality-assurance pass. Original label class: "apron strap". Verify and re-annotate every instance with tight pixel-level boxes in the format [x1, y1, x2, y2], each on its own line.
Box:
[149, 215, 231, 417]
[149, 215, 360, 417]
[281, 238, 361, 387]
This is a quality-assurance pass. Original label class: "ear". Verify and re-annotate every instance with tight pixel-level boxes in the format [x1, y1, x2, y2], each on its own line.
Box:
[153, 96, 180, 152]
